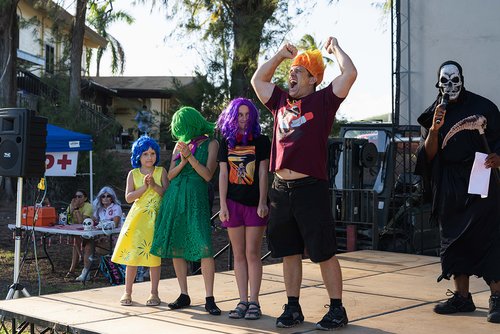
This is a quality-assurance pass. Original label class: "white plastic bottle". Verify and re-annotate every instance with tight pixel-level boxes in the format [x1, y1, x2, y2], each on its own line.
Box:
[121, 212, 126, 227]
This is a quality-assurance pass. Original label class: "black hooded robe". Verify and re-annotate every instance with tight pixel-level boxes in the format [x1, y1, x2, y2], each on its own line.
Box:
[415, 90, 500, 283]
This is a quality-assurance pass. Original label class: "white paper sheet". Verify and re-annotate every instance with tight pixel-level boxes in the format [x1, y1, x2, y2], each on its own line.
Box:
[468, 152, 491, 198]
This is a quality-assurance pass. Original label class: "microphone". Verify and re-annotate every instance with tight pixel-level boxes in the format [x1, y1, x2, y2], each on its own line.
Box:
[441, 93, 449, 107]
[436, 93, 449, 124]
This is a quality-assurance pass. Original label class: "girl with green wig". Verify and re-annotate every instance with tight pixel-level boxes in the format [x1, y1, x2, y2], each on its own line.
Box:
[170, 106, 216, 143]
[151, 106, 221, 315]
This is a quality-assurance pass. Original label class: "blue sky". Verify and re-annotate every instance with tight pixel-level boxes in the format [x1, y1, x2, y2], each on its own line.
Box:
[89, 0, 391, 121]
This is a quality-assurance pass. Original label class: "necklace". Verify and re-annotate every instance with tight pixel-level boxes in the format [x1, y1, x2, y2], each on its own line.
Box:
[140, 167, 154, 174]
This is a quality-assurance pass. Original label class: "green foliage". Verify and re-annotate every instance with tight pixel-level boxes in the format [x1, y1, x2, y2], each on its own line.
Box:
[296, 34, 335, 66]
[33, 74, 125, 204]
[169, 75, 227, 118]
[86, 0, 135, 75]
[135, 0, 309, 100]
[0, 0, 18, 11]
[150, 108, 173, 149]
[331, 115, 348, 137]
[153, 74, 229, 148]
[129, 2, 350, 142]
[273, 58, 292, 90]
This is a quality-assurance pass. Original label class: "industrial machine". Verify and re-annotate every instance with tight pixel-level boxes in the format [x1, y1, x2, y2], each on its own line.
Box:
[328, 122, 438, 255]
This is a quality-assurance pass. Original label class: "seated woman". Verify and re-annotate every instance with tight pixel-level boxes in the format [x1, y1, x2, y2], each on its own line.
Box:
[76, 186, 122, 281]
[65, 189, 93, 279]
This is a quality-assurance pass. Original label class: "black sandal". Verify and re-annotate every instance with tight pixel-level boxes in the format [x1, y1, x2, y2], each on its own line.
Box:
[228, 301, 249, 319]
[245, 302, 262, 320]
[205, 296, 221, 316]
[167, 293, 191, 309]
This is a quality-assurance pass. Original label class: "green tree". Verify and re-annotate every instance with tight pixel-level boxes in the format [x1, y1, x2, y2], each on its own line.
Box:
[86, 0, 134, 76]
[137, 0, 302, 100]
[296, 34, 335, 65]
[271, 34, 332, 90]
[36, 74, 124, 205]
[132, 0, 312, 139]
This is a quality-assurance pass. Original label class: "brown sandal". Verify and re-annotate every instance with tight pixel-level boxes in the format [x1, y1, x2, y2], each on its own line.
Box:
[146, 294, 161, 306]
[120, 293, 132, 306]
[64, 272, 77, 282]
[64, 271, 76, 278]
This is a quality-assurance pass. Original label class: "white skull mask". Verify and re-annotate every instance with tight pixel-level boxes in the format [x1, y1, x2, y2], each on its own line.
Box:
[83, 217, 94, 231]
[438, 64, 462, 100]
[59, 212, 67, 224]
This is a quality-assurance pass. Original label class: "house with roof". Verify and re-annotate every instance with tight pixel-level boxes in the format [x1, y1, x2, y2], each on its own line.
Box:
[15, 0, 115, 133]
[15, 1, 195, 146]
[86, 76, 194, 144]
[17, 0, 106, 77]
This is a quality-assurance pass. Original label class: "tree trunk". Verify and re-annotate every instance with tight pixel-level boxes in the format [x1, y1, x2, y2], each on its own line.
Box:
[69, 0, 89, 110]
[96, 46, 104, 77]
[0, 0, 19, 107]
[230, 2, 276, 98]
[0, 1, 19, 203]
[0, 176, 15, 202]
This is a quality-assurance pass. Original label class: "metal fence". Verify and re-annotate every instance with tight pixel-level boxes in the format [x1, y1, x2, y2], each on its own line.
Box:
[332, 188, 379, 252]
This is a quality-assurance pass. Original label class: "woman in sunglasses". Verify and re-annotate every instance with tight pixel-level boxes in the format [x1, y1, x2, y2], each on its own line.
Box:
[75, 186, 122, 282]
[65, 189, 93, 280]
[93, 186, 122, 229]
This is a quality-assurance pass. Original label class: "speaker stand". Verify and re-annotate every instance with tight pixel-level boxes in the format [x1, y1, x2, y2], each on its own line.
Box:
[5, 177, 31, 300]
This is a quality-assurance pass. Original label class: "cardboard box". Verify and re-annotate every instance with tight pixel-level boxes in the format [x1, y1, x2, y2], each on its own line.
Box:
[22, 206, 56, 226]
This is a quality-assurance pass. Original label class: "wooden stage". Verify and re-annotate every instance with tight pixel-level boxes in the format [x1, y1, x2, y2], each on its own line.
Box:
[0, 250, 496, 333]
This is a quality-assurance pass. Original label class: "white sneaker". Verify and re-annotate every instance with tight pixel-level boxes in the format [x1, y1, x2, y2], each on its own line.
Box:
[75, 268, 90, 281]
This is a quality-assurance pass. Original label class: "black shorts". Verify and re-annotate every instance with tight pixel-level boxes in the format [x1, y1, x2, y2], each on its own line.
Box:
[267, 176, 337, 263]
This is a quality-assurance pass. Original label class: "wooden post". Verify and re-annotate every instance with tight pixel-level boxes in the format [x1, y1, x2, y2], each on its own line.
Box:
[346, 224, 357, 252]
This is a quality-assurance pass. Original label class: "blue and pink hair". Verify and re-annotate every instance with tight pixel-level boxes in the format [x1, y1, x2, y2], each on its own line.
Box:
[130, 135, 161, 168]
[217, 97, 261, 148]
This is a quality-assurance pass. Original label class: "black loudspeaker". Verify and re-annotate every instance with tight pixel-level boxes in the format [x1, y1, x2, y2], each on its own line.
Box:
[0, 108, 47, 177]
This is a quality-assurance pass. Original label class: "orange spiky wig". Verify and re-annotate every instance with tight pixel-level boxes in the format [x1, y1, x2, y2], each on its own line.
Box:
[291, 49, 326, 85]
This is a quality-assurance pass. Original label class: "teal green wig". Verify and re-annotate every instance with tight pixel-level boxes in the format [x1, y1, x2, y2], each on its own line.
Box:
[171, 106, 215, 142]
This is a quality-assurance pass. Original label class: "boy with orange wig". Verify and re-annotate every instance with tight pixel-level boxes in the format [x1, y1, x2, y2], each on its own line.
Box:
[251, 37, 357, 330]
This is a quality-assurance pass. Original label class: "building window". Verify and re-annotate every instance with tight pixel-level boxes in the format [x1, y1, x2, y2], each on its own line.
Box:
[45, 44, 54, 74]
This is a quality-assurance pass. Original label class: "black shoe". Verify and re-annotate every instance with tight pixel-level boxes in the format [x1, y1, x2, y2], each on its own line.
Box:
[276, 303, 304, 328]
[205, 296, 221, 316]
[316, 305, 348, 331]
[168, 293, 191, 309]
[488, 294, 500, 323]
[434, 290, 476, 314]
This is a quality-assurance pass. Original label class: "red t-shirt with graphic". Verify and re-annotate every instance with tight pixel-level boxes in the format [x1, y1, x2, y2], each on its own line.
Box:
[265, 83, 344, 180]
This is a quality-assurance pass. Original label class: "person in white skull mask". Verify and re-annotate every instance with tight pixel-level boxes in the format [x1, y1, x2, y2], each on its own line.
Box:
[437, 62, 463, 101]
[415, 60, 500, 323]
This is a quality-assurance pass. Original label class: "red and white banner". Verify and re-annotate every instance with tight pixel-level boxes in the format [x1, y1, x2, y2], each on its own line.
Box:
[45, 152, 78, 177]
